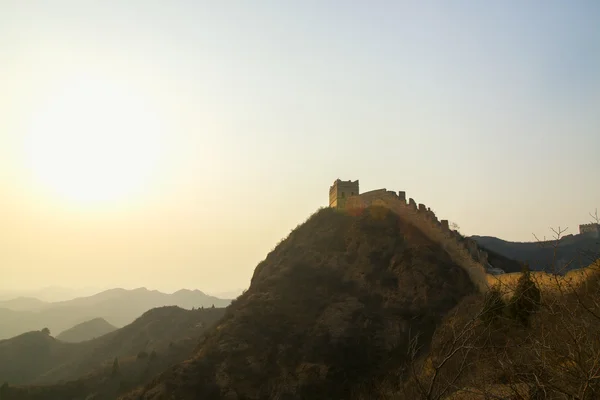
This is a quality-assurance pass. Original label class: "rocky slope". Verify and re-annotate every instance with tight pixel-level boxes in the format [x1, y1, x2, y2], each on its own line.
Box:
[119, 206, 475, 400]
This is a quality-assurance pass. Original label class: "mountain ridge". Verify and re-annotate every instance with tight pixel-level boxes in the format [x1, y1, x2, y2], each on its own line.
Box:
[0, 306, 226, 389]
[0, 288, 231, 340]
[471, 233, 599, 273]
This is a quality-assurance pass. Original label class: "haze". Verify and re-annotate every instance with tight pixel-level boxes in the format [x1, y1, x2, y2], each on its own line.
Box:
[1, 1, 599, 293]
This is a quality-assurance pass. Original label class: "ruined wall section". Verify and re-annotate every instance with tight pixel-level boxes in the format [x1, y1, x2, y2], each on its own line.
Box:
[345, 190, 490, 292]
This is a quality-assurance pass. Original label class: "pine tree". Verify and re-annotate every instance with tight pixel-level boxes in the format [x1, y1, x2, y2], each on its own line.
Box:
[506, 263, 541, 326]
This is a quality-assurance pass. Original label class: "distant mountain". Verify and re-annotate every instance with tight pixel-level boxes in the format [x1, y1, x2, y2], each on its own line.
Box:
[471, 233, 599, 272]
[0, 306, 225, 389]
[0, 297, 48, 312]
[0, 286, 102, 302]
[56, 318, 118, 343]
[0, 287, 231, 340]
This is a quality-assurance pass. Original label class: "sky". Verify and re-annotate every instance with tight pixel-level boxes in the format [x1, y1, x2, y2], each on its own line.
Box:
[1, 1, 599, 294]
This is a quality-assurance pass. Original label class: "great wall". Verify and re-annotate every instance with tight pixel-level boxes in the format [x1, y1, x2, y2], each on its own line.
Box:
[329, 179, 598, 296]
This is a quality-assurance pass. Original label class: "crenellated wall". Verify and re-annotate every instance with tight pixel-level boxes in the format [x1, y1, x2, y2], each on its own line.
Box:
[339, 183, 598, 295]
[345, 189, 490, 291]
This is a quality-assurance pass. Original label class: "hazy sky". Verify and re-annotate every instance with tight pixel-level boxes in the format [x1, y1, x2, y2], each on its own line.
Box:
[1, 1, 599, 293]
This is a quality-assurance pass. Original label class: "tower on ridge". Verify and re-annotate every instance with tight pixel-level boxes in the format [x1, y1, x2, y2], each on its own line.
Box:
[579, 223, 600, 238]
[329, 179, 359, 209]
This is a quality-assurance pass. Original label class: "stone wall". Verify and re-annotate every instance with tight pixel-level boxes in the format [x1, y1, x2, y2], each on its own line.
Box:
[342, 186, 599, 295]
[345, 189, 490, 292]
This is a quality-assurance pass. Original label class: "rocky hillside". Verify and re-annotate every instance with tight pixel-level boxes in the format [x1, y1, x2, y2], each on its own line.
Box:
[115, 206, 476, 399]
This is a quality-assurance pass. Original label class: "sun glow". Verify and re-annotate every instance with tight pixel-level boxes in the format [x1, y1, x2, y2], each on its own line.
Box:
[23, 75, 165, 206]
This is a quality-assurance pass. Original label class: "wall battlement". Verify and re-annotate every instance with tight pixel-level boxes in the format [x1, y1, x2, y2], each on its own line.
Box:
[580, 223, 600, 237]
[329, 179, 598, 294]
[330, 180, 491, 291]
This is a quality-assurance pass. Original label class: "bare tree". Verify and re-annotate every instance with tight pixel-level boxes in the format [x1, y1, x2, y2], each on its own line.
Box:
[402, 296, 508, 400]
[400, 211, 600, 400]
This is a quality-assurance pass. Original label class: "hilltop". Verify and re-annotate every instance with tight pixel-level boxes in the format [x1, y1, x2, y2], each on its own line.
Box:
[116, 206, 476, 399]
[56, 318, 118, 343]
[0, 331, 78, 386]
[0, 288, 231, 340]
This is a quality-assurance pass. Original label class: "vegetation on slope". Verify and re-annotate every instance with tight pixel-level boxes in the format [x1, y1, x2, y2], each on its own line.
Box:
[0, 331, 78, 385]
[0, 306, 225, 400]
[119, 206, 476, 400]
[404, 261, 600, 399]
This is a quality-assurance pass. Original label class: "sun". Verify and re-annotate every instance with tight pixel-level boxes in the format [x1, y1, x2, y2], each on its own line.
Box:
[23, 75, 165, 206]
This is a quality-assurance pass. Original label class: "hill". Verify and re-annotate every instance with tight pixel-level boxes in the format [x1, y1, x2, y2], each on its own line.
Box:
[56, 318, 118, 343]
[111, 206, 477, 399]
[472, 233, 599, 273]
[0, 298, 48, 312]
[0, 331, 78, 386]
[0, 306, 225, 393]
[0, 288, 231, 340]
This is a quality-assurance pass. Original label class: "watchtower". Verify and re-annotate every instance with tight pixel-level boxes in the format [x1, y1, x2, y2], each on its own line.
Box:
[329, 179, 359, 209]
[579, 223, 600, 238]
